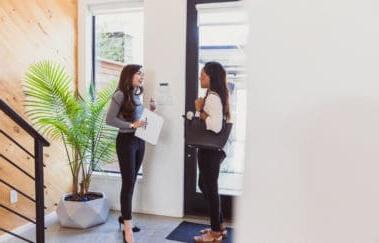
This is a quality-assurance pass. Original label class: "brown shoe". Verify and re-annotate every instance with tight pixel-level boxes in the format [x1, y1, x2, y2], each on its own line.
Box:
[193, 231, 223, 243]
[200, 224, 227, 239]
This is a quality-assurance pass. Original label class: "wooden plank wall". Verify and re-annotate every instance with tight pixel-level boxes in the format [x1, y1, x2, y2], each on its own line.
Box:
[0, 0, 77, 233]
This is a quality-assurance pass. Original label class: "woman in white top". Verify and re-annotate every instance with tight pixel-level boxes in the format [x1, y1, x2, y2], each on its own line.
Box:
[193, 62, 231, 243]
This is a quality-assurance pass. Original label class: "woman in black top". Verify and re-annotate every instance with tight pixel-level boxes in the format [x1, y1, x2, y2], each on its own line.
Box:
[106, 64, 155, 243]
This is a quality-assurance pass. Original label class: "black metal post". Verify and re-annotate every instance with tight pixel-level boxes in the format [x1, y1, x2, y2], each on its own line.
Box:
[34, 140, 45, 243]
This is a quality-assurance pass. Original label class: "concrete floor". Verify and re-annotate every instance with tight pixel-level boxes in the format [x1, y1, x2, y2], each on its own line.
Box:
[46, 211, 201, 243]
[2, 211, 212, 243]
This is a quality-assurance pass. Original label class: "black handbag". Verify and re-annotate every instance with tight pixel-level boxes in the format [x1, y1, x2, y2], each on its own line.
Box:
[184, 115, 233, 150]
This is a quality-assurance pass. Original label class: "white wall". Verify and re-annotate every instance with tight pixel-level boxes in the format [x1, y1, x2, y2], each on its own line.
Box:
[236, 0, 379, 242]
[91, 0, 186, 218]
[133, 0, 186, 217]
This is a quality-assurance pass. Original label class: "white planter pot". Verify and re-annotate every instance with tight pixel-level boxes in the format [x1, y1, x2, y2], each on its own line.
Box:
[56, 192, 110, 229]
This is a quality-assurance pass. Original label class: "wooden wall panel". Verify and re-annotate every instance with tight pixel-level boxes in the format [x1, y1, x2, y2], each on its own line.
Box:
[0, 0, 77, 233]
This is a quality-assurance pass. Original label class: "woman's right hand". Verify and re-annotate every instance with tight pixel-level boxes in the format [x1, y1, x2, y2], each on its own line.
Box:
[195, 98, 205, 112]
[131, 120, 145, 129]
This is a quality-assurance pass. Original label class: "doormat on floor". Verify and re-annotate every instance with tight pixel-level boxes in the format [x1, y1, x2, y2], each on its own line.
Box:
[166, 221, 234, 243]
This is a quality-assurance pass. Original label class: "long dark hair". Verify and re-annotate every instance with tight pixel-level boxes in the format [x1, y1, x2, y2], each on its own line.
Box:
[117, 64, 143, 121]
[203, 62, 230, 120]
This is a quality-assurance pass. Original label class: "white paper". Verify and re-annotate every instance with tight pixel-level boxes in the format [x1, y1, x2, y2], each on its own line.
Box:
[135, 109, 164, 145]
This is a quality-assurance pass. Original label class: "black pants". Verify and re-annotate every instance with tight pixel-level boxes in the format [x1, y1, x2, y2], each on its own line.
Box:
[116, 132, 145, 220]
[198, 148, 226, 231]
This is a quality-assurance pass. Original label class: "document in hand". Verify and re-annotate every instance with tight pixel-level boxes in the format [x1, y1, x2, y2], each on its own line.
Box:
[135, 108, 164, 145]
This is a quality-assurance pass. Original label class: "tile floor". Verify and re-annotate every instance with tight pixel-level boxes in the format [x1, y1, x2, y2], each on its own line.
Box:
[4, 211, 215, 243]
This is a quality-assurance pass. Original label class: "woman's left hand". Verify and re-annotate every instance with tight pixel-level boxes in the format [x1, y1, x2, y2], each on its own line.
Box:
[199, 110, 209, 120]
[195, 98, 205, 111]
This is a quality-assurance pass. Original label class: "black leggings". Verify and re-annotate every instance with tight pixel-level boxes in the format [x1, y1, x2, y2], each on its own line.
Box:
[198, 148, 226, 231]
[116, 132, 145, 220]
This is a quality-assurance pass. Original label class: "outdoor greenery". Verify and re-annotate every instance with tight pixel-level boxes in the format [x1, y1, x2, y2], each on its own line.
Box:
[98, 32, 125, 63]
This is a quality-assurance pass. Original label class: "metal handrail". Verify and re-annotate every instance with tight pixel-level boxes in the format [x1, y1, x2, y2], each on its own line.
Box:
[0, 227, 34, 243]
[0, 153, 36, 180]
[0, 129, 46, 167]
[0, 99, 49, 146]
[0, 204, 36, 224]
[0, 178, 35, 203]
[0, 128, 35, 158]
[0, 178, 47, 209]
[0, 98, 49, 243]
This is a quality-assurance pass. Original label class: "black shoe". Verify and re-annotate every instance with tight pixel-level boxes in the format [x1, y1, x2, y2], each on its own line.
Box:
[118, 216, 141, 233]
[132, 226, 141, 233]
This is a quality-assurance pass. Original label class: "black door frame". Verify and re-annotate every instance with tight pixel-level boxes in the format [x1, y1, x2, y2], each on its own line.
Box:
[184, 0, 241, 219]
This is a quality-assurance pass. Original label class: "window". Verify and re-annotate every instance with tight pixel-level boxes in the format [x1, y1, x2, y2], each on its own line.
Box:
[92, 8, 144, 173]
[93, 10, 144, 91]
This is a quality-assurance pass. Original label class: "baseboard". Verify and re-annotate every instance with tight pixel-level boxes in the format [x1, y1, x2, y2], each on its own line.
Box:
[0, 212, 58, 243]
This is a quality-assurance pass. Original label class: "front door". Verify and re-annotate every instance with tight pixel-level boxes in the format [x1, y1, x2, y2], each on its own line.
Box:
[184, 0, 248, 219]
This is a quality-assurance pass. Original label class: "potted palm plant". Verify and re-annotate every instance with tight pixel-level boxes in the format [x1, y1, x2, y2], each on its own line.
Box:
[23, 60, 118, 228]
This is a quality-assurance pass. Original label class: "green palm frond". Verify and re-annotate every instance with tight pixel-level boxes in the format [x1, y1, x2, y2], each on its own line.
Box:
[23, 61, 118, 196]
[86, 85, 118, 166]
[24, 61, 80, 133]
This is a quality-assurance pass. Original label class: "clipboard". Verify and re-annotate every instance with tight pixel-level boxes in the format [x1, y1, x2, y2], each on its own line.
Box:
[135, 109, 164, 145]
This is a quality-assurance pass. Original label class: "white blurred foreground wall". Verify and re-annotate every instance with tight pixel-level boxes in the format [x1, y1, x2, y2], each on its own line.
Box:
[236, 0, 379, 242]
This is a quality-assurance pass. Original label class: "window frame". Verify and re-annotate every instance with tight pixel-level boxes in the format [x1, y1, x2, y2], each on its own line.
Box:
[78, 0, 144, 175]
[184, 0, 242, 219]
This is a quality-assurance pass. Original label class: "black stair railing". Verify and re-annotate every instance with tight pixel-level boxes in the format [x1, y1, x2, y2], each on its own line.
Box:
[0, 98, 49, 243]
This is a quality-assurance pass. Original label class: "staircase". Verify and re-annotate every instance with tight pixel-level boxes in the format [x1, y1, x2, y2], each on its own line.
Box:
[0, 99, 49, 243]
